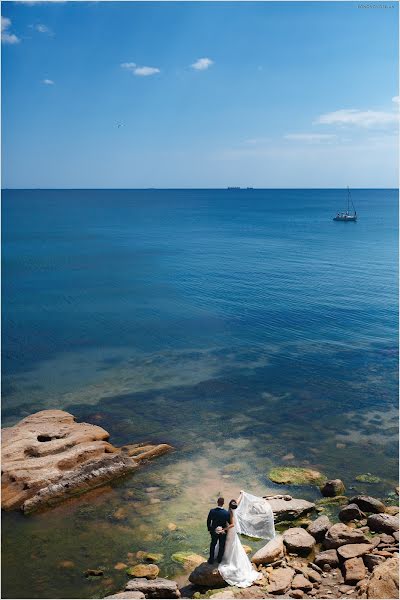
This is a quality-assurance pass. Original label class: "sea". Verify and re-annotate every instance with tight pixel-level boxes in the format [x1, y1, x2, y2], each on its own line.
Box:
[2, 188, 398, 599]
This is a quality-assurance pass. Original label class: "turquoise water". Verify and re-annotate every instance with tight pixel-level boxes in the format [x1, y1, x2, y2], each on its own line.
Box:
[2, 188, 398, 598]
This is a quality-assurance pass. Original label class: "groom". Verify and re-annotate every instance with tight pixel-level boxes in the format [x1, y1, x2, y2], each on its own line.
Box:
[207, 497, 230, 564]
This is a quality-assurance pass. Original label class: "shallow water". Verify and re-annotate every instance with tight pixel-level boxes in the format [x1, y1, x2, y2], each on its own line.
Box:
[2, 189, 398, 598]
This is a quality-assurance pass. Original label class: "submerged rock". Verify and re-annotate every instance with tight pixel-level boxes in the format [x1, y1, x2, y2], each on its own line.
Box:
[268, 467, 326, 486]
[355, 473, 381, 484]
[126, 564, 160, 579]
[1, 410, 172, 512]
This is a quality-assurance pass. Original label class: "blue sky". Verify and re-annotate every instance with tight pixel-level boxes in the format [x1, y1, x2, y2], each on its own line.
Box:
[2, 1, 399, 188]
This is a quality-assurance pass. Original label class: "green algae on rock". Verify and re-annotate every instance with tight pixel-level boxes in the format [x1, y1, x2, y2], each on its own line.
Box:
[268, 467, 327, 486]
[171, 551, 204, 570]
[355, 473, 381, 484]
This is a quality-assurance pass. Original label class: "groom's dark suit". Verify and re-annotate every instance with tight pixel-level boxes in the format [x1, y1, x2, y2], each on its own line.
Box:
[207, 506, 230, 563]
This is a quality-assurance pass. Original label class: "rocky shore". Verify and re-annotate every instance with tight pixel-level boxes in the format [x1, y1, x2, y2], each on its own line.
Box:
[106, 482, 399, 600]
[1, 410, 172, 512]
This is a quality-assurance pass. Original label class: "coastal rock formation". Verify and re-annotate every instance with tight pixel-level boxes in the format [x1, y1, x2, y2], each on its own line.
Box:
[125, 578, 181, 599]
[367, 513, 399, 535]
[324, 523, 368, 549]
[251, 535, 284, 565]
[320, 479, 345, 497]
[1, 410, 172, 512]
[282, 528, 315, 556]
[349, 495, 386, 514]
[266, 497, 315, 522]
[189, 562, 226, 587]
[338, 503, 365, 522]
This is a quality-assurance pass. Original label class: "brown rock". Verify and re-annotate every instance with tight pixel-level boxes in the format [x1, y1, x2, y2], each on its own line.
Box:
[343, 557, 366, 585]
[252, 535, 284, 565]
[188, 562, 225, 587]
[58, 560, 75, 568]
[126, 564, 159, 580]
[104, 593, 146, 600]
[367, 556, 399, 598]
[290, 591, 305, 599]
[114, 562, 128, 570]
[385, 505, 399, 516]
[1, 410, 172, 512]
[125, 578, 181, 598]
[235, 587, 265, 599]
[379, 533, 395, 544]
[266, 497, 316, 522]
[292, 574, 313, 591]
[349, 495, 386, 514]
[324, 523, 368, 549]
[314, 550, 339, 568]
[320, 479, 346, 497]
[337, 543, 373, 561]
[339, 504, 365, 523]
[393, 531, 399, 542]
[307, 516, 332, 542]
[283, 528, 315, 556]
[267, 567, 295, 594]
[367, 513, 399, 535]
[363, 554, 386, 571]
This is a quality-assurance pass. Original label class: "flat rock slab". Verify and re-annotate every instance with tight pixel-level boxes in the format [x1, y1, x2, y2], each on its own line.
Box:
[291, 574, 313, 591]
[324, 523, 368, 549]
[104, 593, 146, 599]
[266, 498, 315, 522]
[283, 528, 315, 556]
[267, 567, 295, 594]
[252, 535, 284, 565]
[314, 550, 339, 568]
[1, 410, 172, 512]
[125, 578, 181, 599]
[337, 543, 373, 561]
[343, 557, 366, 584]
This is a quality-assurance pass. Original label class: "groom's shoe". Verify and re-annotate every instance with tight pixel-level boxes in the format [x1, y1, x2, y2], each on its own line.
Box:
[207, 559, 214, 565]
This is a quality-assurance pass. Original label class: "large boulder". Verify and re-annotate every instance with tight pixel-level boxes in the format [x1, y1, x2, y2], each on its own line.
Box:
[266, 497, 315, 522]
[339, 503, 365, 522]
[343, 557, 366, 584]
[324, 523, 368, 549]
[337, 543, 374, 561]
[282, 528, 315, 556]
[251, 535, 284, 565]
[269, 467, 326, 486]
[188, 562, 226, 587]
[266, 567, 295, 594]
[307, 516, 332, 542]
[314, 549, 339, 568]
[367, 513, 399, 535]
[125, 578, 181, 599]
[349, 495, 386, 514]
[1, 410, 172, 512]
[366, 556, 399, 599]
[320, 479, 346, 497]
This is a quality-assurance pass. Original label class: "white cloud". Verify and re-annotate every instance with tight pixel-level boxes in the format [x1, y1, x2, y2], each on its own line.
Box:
[35, 23, 52, 33]
[392, 96, 400, 104]
[42, 78, 54, 85]
[121, 62, 160, 76]
[315, 108, 399, 128]
[1, 16, 20, 44]
[191, 57, 214, 71]
[284, 133, 338, 143]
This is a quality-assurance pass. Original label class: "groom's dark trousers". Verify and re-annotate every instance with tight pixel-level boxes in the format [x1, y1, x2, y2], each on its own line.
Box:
[207, 507, 230, 563]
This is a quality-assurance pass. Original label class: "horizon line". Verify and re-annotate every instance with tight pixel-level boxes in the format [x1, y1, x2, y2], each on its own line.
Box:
[2, 187, 399, 191]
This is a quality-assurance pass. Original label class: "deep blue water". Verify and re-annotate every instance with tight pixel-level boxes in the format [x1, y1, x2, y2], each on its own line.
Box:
[1, 188, 399, 598]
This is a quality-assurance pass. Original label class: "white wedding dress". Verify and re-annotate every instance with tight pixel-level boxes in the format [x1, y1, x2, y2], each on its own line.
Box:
[217, 491, 276, 588]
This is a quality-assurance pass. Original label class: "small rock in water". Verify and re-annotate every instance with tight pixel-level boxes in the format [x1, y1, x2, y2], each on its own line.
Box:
[58, 560, 75, 569]
[113, 507, 128, 521]
[320, 479, 346, 497]
[149, 498, 161, 505]
[126, 564, 160, 579]
[145, 487, 160, 493]
[84, 569, 104, 577]
[283, 453, 295, 461]
[114, 562, 128, 570]
[167, 522, 177, 531]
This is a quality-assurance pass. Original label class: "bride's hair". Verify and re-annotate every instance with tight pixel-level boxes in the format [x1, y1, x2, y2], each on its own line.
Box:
[229, 500, 238, 510]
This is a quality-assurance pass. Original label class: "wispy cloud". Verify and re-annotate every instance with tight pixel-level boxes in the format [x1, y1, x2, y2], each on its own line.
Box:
[191, 57, 214, 71]
[392, 96, 400, 104]
[121, 62, 160, 77]
[35, 23, 52, 34]
[42, 78, 54, 85]
[1, 16, 20, 44]
[284, 133, 338, 143]
[315, 108, 399, 128]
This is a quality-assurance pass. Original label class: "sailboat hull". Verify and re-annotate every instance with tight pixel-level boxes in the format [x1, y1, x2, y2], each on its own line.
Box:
[333, 215, 357, 221]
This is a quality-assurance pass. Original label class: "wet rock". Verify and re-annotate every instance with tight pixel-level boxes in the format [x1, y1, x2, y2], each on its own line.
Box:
[366, 556, 399, 599]
[104, 593, 146, 599]
[283, 528, 315, 556]
[242, 545, 252, 555]
[125, 577, 181, 598]
[367, 513, 399, 535]
[307, 516, 332, 542]
[85, 569, 104, 577]
[339, 504, 365, 523]
[337, 543, 374, 561]
[291, 574, 313, 591]
[126, 564, 159, 579]
[1, 410, 172, 512]
[363, 554, 386, 571]
[114, 562, 128, 571]
[266, 566, 295, 594]
[269, 467, 326, 486]
[188, 562, 225, 587]
[355, 473, 381, 484]
[167, 522, 177, 531]
[320, 480, 346, 497]
[343, 557, 366, 585]
[324, 523, 368, 549]
[136, 552, 163, 563]
[171, 552, 204, 570]
[349, 495, 386, 514]
[251, 535, 284, 565]
[266, 497, 315, 522]
[314, 550, 339, 568]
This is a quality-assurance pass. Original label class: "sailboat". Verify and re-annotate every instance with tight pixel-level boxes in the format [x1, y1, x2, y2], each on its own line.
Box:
[333, 187, 357, 222]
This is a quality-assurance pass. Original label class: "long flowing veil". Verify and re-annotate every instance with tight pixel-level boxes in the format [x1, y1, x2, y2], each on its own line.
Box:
[235, 491, 275, 540]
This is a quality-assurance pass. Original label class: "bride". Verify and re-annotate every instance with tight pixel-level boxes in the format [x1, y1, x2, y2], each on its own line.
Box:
[217, 491, 276, 588]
